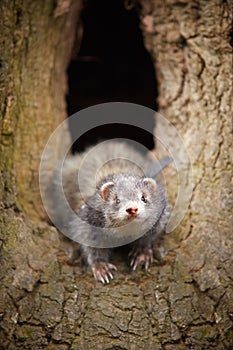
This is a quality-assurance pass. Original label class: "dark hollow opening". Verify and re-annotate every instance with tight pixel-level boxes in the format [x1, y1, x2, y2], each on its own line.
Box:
[66, 0, 157, 153]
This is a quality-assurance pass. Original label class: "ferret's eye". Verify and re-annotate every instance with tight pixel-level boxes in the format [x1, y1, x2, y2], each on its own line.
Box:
[116, 198, 121, 205]
[141, 195, 147, 203]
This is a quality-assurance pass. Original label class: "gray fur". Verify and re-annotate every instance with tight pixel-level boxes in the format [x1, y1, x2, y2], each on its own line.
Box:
[51, 140, 171, 282]
[146, 156, 173, 178]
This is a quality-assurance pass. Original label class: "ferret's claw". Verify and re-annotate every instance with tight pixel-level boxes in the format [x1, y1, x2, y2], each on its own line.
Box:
[91, 262, 117, 283]
[129, 248, 153, 271]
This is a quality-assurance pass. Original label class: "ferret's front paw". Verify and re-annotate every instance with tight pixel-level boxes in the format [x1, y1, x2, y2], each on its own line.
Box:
[91, 261, 117, 283]
[129, 248, 153, 271]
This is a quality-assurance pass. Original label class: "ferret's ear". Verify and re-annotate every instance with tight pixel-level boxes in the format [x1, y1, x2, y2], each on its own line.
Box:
[143, 178, 157, 192]
[100, 181, 114, 200]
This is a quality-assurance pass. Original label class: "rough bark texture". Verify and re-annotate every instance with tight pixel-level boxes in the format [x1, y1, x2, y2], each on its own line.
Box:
[139, 0, 233, 348]
[0, 1, 232, 350]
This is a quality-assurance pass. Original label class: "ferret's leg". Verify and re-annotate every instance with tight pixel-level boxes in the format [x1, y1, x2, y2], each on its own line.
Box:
[81, 246, 117, 283]
[129, 231, 155, 270]
[129, 233, 154, 271]
[130, 206, 171, 270]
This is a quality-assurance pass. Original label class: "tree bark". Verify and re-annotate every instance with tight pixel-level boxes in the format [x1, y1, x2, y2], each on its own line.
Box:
[139, 0, 233, 348]
[0, 1, 232, 349]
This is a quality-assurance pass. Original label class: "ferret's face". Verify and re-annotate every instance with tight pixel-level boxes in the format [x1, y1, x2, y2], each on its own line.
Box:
[99, 174, 158, 228]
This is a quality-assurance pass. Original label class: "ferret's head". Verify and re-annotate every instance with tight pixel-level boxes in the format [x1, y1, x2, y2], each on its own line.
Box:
[98, 174, 165, 229]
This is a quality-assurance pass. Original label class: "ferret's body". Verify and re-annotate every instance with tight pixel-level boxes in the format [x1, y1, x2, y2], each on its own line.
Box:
[52, 140, 171, 283]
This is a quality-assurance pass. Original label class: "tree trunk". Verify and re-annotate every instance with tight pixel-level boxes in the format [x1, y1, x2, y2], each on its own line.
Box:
[0, 1, 232, 349]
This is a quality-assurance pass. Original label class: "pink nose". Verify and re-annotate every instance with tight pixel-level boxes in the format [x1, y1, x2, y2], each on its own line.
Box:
[126, 207, 138, 215]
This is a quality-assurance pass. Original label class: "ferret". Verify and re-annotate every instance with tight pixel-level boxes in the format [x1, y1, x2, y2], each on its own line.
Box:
[51, 140, 171, 283]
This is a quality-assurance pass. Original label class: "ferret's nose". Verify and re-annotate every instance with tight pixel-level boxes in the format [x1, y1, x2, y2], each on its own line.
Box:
[126, 207, 138, 215]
